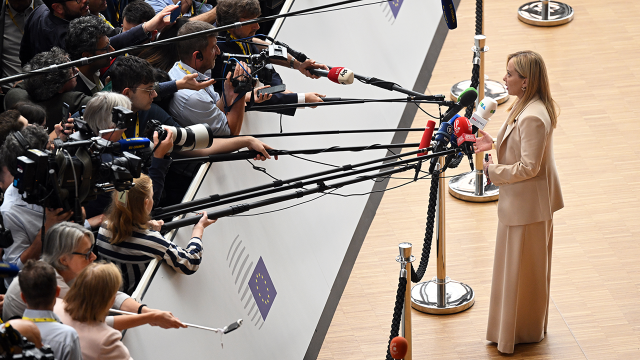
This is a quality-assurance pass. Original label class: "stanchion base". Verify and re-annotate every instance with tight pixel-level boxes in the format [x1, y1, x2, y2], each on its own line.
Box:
[517, 1, 574, 27]
[410, 278, 474, 314]
[450, 80, 509, 105]
[448, 171, 499, 202]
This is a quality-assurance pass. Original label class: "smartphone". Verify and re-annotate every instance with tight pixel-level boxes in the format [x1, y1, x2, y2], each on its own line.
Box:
[170, 2, 181, 23]
[257, 84, 286, 96]
[196, 77, 226, 83]
[61, 102, 70, 124]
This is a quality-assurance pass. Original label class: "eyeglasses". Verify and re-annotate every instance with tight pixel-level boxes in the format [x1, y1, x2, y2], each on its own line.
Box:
[71, 243, 94, 260]
[136, 82, 159, 97]
[95, 41, 111, 53]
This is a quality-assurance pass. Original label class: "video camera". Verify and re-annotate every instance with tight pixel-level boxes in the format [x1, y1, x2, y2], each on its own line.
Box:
[0, 322, 54, 359]
[13, 121, 143, 223]
[220, 44, 288, 93]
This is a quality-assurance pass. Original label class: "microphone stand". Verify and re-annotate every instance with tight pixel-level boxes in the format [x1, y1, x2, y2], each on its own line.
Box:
[170, 143, 421, 164]
[154, 147, 452, 220]
[160, 148, 458, 232]
[153, 147, 432, 218]
[248, 97, 453, 112]
[208, 128, 428, 139]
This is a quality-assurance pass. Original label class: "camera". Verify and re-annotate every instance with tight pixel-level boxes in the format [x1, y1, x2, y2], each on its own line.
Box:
[221, 45, 288, 93]
[69, 106, 135, 142]
[13, 137, 142, 220]
[0, 322, 54, 359]
[144, 119, 214, 153]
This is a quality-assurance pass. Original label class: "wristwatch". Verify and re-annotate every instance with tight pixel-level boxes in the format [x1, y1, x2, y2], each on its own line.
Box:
[289, 57, 295, 69]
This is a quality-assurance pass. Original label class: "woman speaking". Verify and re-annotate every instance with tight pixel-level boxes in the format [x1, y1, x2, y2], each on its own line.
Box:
[474, 50, 564, 354]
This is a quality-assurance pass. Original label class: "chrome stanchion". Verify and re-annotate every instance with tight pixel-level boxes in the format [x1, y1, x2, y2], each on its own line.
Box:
[449, 35, 499, 203]
[518, 0, 574, 27]
[411, 160, 475, 314]
[396, 243, 414, 359]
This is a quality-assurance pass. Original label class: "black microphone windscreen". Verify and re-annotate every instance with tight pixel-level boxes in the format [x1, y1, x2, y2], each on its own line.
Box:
[441, 0, 457, 30]
[457, 88, 478, 107]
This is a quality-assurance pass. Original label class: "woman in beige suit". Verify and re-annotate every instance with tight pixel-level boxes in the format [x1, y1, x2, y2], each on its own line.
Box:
[474, 50, 564, 354]
[55, 262, 132, 360]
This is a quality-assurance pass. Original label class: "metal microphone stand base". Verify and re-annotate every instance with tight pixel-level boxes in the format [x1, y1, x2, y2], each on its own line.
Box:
[411, 277, 475, 315]
[448, 170, 499, 202]
[450, 80, 509, 105]
[517, 1, 574, 27]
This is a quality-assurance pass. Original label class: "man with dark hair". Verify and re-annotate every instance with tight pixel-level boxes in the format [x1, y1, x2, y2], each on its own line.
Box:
[4, 47, 90, 130]
[0, 0, 44, 93]
[108, 55, 183, 139]
[66, 16, 114, 95]
[18, 0, 174, 66]
[121, 1, 155, 32]
[169, 20, 259, 135]
[213, 0, 328, 116]
[87, 0, 117, 34]
[19, 260, 82, 360]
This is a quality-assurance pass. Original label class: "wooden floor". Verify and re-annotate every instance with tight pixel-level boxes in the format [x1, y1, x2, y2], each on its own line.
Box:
[317, 0, 640, 359]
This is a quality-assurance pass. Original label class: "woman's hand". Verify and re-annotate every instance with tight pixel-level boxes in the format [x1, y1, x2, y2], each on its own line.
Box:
[147, 309, 187, 329]
[147, 219, 164, 231]
[483, 154, 494, 184]
[195, 212, 216, 229]
[474, 129, 494, 153]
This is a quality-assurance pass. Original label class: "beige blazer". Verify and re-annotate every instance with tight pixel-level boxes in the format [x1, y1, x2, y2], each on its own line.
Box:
[54, 300, 133, 360]
[488, 97, 564, 226]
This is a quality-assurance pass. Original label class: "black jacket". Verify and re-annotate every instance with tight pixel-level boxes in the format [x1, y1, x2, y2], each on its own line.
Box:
[20, 6, 149, 66]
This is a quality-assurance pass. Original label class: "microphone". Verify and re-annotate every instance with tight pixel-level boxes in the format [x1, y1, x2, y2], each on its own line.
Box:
[309, 67, 354, 85]
[390, 336, 408, 360]
[441, 87, 478, 124]
[263, 36, 308, 62]
[441, 0, 457, 30]
[417, 120, 436, 157]
[116, 137, 151, 152]
[428, 120, 454, 173]
[468, 97, 498, 132]
[452, 116, 475, 170]
[0, 262, 20, 278]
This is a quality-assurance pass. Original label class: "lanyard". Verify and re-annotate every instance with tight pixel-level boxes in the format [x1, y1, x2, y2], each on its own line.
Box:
[228, 33, 250, 59]
[99, 13, 114, 28]
[178, 62, 192, 75]
[5, 0, 33, 35]
[177, 62, 218, 103]
[121, 114, 140, 139]
[23, 316, 58, 323]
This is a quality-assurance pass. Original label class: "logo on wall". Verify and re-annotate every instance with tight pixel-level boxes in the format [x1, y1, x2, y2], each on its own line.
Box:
[249, 257, 277, 320]
[383, 0, 404, 21]
[226, 236, 277, 330]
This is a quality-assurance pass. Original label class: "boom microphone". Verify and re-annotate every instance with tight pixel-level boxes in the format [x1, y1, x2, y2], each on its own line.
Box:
[417, 120, 436, 157]
[308, 67, 354, 85]
[441, 0, 457, 30]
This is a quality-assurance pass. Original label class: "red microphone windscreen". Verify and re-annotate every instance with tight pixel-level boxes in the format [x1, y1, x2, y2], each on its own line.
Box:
[417, 120, 436, 157]
[327, 67, 354, 84]
[453, 116, 473, 138]
[327, 67, 344, 84]
[390, 336, 408, 359]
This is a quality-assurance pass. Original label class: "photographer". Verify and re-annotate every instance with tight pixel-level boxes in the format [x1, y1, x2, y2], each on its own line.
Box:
[212, 0, 327, 116]
[81, 92, 175, 218]
[0, 126, 102, 286]
[168, 20, 271, 136]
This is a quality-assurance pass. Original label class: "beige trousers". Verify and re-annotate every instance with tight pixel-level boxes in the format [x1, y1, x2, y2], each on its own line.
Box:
[486, 219, 553, 354]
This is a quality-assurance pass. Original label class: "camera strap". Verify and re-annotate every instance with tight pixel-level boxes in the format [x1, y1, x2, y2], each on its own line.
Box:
[120, 115, 140, 139]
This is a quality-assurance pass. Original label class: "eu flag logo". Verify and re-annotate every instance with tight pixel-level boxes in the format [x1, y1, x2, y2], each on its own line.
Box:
[249, 257, 277, 320]
[387, 0, 404, 18]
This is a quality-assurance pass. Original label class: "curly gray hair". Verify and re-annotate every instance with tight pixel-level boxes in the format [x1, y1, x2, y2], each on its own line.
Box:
[83, 92, 132, 136]
[66, 16, 112, 61]
[23, 47, 72, 101]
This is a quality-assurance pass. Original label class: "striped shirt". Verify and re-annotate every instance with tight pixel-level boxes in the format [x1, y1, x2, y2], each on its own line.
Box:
[96, 224, 203, 294]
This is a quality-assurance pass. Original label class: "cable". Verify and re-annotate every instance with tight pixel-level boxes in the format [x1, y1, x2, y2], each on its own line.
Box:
[290, 0, 386, 17]
[244, 159, 280, 181]
[414, 103, 440, 119]
[289, 154, 340, 168]
[230, 188, 338, 217]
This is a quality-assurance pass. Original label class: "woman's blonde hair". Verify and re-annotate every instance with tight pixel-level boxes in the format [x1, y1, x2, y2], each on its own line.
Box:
[64, 262, 122, 322]
[506, 50, 559, 128]
[105, 173, 153, 245]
